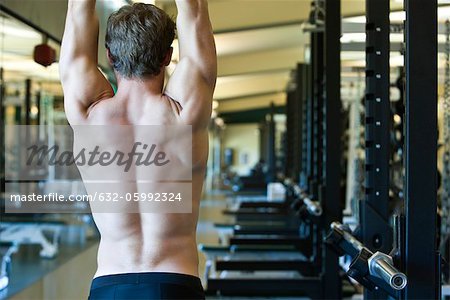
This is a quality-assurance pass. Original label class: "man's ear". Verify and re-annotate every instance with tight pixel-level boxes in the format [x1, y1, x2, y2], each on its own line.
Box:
[106, 48, 113, 66]
[163, 47, 174, 66]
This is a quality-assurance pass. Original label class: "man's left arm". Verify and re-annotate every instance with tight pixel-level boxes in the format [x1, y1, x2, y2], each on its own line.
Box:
[59, 0, 113, 124]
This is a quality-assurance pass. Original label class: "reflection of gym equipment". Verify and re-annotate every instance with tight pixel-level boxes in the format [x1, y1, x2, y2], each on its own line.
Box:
[0, 222, 63, 258]
[0, 222, 62, 290]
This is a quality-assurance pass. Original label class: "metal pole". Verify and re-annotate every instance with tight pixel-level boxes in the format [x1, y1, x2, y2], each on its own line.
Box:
[285, 88, 296, 178]
[294, 64, 306, 182]
[322, 0, 342, 298]
[0, 68, 4, 197]
[404, 0, 439, 298]
[267, 103, 276, 183]
[306, 34, 316, 191]
[312, 31, 324, 198]
[362, 0, 392, 298]
[301, 64, 311, 189]
[25, 79, 31, 125]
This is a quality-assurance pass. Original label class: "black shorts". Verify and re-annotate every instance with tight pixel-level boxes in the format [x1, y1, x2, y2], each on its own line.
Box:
[88, 272, 205, 300]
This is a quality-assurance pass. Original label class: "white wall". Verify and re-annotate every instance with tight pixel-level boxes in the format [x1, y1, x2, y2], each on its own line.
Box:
[222, 124, 260, 176]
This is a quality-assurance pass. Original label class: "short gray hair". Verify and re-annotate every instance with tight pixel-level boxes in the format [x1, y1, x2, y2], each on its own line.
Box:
[105, 3, 175, 78]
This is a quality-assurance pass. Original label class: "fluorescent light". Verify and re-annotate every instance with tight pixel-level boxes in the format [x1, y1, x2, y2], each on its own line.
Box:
[0, 23, 41, 39]
[390, 55, 404, 67]
[344, 16, 366, 23]
[341, 51, 365, 60]
[345, 6, 450, 23]
[390, 33, 404, 43]
[132, 0, 155, 4]
[340, 33, 406, 43]
[1, 59, 60, 81]
[344, 12, 405, 23]
[340, 33, 366, 43]
[390, 11, 406, 22]
[438, 6, 450, 20]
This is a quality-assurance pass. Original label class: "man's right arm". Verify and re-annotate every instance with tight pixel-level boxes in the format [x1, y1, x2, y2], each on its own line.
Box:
[164, 0, 217, 128]
[59, 0, 113, 124]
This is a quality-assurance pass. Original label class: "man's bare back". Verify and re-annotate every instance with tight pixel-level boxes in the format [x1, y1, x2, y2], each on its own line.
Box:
[59, 1, 216, 298]
[84, 92, 208, 278]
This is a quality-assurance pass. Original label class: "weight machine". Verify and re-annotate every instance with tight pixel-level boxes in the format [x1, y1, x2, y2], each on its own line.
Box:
[326, 0, 442, 299]
[200, 1, 343, 297]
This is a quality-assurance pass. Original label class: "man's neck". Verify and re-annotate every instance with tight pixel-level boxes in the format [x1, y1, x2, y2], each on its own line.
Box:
[115, 72, 165, 98]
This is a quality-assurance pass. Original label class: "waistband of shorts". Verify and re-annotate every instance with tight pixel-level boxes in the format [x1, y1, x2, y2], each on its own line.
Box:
[91, 272, 202, 290]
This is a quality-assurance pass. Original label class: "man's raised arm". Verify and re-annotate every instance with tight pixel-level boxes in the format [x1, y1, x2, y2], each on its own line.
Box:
[165, 0, 217, 128]
[60, 0, 113, 124]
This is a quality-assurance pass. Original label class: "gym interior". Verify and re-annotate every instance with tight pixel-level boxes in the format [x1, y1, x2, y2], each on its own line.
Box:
[0, 0, 449, 299]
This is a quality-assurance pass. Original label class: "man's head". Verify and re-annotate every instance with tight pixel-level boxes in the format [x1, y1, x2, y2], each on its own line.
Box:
[105, 3, 175, 79]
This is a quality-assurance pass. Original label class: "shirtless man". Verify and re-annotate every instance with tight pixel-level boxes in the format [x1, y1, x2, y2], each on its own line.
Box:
[59, 0, 216, 299]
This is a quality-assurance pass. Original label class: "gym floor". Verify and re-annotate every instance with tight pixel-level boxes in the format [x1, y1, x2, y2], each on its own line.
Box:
[197, 192, 305, 300]
[197, 193, 362, 300]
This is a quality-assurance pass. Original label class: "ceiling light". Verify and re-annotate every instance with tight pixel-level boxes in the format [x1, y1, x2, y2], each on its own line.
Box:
[340, 33, 366, 43]
[345, 6, 450, 24]
[132, 0, 155, 4]
[1, 59, 60, 80]
[340, 33, 408, 43]
[390, 11, 406, 22]
[344, 16, 366, 23]
[438, 6, 450, 20]
[0, 24, 41, 39]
